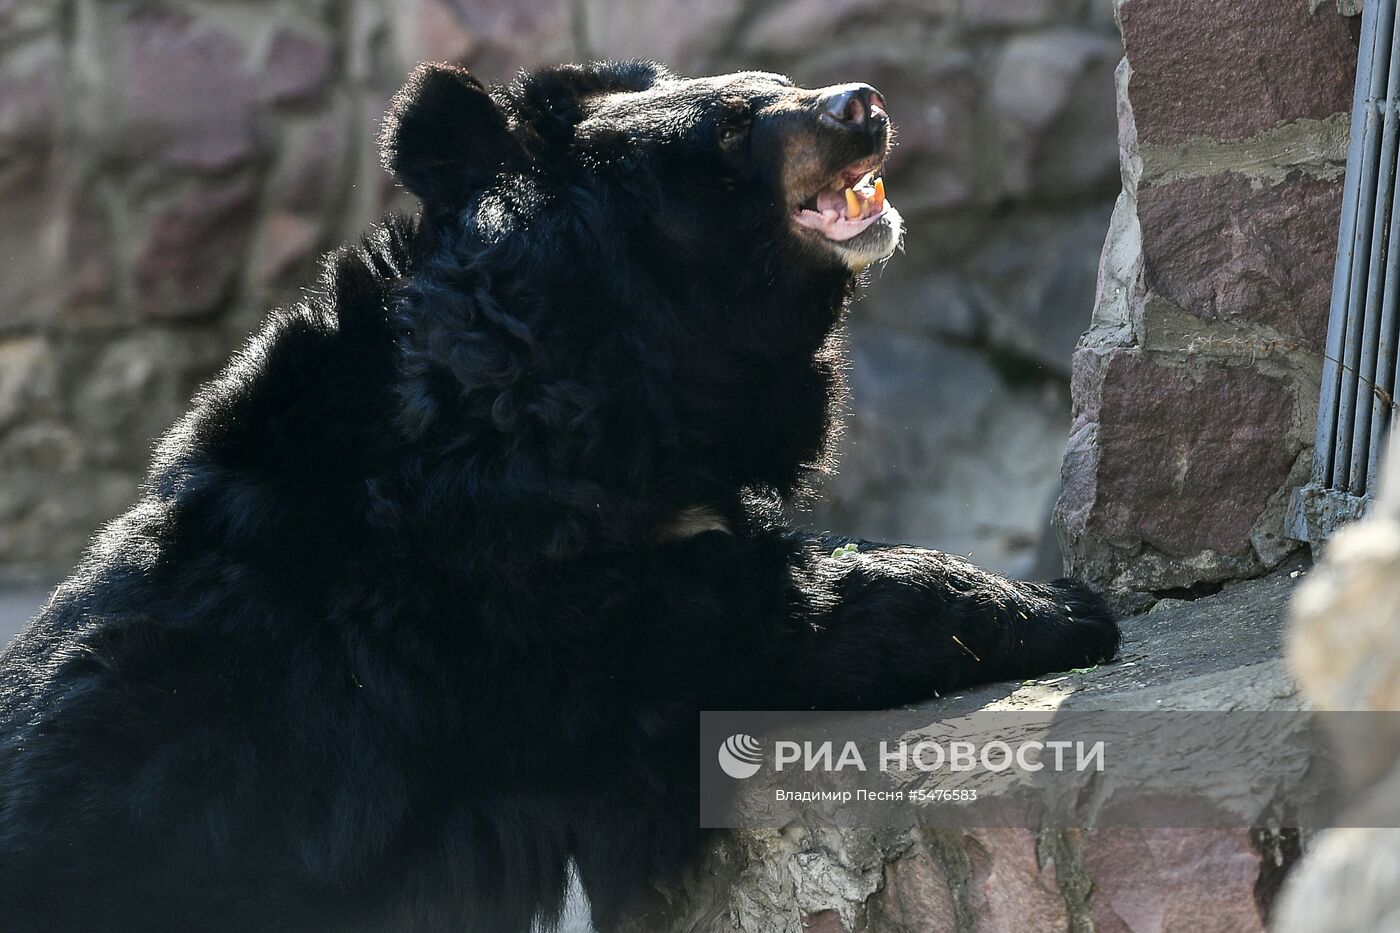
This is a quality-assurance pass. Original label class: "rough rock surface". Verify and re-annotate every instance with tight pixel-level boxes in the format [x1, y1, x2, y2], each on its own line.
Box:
[1118, 0, 1358, 146]
[619, 567, 1308, 932]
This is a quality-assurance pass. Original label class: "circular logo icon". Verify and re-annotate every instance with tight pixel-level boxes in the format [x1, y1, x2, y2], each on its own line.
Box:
[718, 733, 764, 779]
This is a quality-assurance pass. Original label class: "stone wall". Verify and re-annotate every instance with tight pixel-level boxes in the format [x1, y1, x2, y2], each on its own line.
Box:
[1056, 0, 1361, 594]
[0, 0, 409, 573]
[0, 0, 1119, 580]
[621, 824, 1301, 933]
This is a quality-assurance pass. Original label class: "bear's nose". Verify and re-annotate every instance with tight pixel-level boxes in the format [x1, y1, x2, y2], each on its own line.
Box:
[819, 84, 887, 131]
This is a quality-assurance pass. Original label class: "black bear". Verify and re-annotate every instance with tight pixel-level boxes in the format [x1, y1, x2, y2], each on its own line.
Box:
[0, 62, 1118, 932]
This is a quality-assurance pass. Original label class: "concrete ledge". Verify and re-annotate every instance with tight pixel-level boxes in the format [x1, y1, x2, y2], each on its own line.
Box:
[624, 564, 1309, 932]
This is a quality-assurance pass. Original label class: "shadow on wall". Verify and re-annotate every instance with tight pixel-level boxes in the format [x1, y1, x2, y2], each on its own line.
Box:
[0, 0, 1119, 580]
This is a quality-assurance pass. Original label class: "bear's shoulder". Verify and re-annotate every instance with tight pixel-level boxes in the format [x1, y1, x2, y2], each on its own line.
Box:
[154, 216, 419, 478]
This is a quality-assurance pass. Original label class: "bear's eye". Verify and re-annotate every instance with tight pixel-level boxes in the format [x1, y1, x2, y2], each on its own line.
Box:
[718, 112, 753, 147]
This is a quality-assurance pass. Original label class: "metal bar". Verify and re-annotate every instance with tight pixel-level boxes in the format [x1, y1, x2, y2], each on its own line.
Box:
[1368, 95, 1400, 494]
[1333, 0, 1396, 490]
[1392, 301, 1400, 458]
[1332, 120, 1378, 490]
[1393, 317, 1400, 451]
[1318, 0, 1388, 487]
[1350, 29, 1400, 495]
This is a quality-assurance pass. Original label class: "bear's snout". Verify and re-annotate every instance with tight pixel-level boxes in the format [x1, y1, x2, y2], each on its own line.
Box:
[818, 83, 888, 136]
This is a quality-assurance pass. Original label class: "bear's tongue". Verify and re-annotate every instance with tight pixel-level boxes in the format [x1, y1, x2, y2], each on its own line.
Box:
[794, 172, 890, 242]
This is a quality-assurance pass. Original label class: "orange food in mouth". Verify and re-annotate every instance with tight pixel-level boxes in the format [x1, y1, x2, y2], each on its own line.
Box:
[793, 161, 892, 241]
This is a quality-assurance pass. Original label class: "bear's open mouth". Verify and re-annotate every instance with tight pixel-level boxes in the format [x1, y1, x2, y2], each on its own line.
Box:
[792, 157, 892, 242]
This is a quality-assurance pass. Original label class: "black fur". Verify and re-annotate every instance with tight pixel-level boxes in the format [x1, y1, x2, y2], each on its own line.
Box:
[0, 62, 1117, 932]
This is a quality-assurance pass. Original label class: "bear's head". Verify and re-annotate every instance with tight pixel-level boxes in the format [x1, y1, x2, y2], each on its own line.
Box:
[377, 62, 903, 544]
[380, 60, 901, 280]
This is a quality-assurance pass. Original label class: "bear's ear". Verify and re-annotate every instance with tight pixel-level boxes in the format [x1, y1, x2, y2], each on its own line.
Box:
[380, 63, 525, 207]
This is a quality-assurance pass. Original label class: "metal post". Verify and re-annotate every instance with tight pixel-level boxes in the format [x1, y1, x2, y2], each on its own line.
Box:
[1317, 0, 1385, 489]
[1333, 0, 1395, 491]
[1349, 26, 1400, 495]
[1291, 0, 1400, 542]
